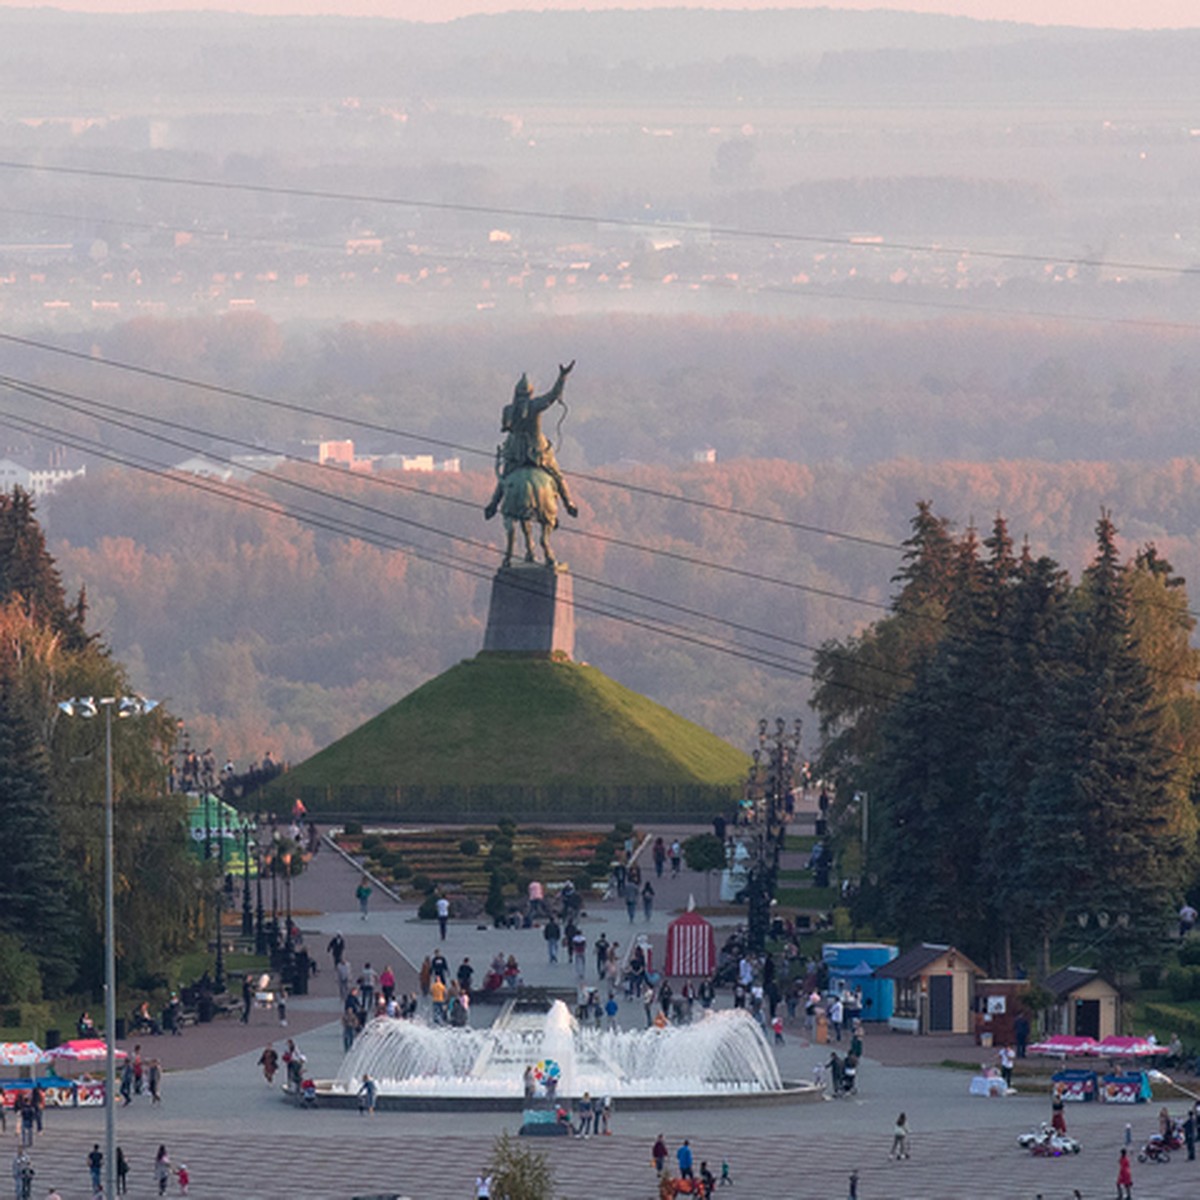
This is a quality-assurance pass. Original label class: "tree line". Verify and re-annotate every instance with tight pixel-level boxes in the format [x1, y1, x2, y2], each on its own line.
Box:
[0, 488, 206, 1010]
[812, 503, 1200, 978]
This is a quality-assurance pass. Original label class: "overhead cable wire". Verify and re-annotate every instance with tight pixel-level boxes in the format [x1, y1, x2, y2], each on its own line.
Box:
[0, 156, 1196, 279]
[0, 394, 843, 690]
[0, 328, 903, 553]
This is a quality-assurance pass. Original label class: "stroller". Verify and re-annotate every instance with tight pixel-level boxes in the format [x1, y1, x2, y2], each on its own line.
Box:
[827, 1052, 857, 1098]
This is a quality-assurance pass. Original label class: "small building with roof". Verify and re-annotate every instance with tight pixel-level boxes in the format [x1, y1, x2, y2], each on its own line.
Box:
[1042, 966, 1120, 1041]
[873, 942, 985, 1035]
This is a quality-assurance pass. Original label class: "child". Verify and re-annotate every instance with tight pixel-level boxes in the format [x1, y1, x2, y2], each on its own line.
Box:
[771, 1014, 784, 1045]
[720, 1158, 732, 1186]
[174, 1163, 190, 1196]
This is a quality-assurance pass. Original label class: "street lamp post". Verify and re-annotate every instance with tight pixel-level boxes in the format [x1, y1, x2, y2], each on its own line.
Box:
[254, 830, 266, 956]
[745, 717, 802, 953]
[241, 820, 254, 939]
[58, 694, 157, 1200]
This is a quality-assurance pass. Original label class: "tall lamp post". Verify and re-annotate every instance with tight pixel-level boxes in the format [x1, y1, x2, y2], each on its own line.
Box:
[58, 694, 157, 1200]
[254, 826, 267, 956]
[745, 717, 802, 953]
[241, 819, 254, 939]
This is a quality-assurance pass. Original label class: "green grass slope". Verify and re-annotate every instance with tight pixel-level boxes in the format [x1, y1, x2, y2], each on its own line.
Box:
[284, 655, 748, 791]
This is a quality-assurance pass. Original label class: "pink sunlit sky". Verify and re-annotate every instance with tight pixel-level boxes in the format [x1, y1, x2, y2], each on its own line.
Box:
[0, 0, 1196, 27]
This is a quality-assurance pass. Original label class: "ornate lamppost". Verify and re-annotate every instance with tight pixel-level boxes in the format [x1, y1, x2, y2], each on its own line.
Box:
[745, 717, 802, 953]
[57, 694, 158, 1200]
[254, 824, 267, 956]
[241, 818, 254, 939]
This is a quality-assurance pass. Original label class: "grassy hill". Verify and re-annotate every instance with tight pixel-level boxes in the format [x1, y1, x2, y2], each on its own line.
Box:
[268, 655, 749, 821]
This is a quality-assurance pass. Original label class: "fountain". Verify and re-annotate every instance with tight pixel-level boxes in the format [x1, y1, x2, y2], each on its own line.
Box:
[319, 999, 818, 1111]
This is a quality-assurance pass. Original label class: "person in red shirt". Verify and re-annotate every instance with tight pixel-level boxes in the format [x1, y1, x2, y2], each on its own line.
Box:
[1117, 1148, 1133, 1199]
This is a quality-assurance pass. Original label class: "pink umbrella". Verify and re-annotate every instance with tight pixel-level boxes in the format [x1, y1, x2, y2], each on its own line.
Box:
[47, 1039, 127, 1063]
[0, 1041, 46, 1068]
[1028, 1034, 1099, 1056]
[1090, 1036, 1168, 1058]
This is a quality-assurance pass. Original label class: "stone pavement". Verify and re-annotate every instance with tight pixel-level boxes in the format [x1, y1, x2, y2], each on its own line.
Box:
[20, 824, 1200, 1198]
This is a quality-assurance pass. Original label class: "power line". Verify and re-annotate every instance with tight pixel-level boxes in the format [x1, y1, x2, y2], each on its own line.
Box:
[0, 328, 903, 553]
[0, 395, 844, 691]
[1, 156, 1197, 279]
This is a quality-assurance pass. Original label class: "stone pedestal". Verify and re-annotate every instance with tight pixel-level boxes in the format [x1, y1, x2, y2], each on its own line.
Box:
[482, 565, 574, 659]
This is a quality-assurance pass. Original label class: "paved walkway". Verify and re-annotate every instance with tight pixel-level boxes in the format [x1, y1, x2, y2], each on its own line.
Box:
[21, 824, 1199, 1199]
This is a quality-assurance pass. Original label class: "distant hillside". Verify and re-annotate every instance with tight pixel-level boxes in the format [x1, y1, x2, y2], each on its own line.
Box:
[2, 8, 1197, 106]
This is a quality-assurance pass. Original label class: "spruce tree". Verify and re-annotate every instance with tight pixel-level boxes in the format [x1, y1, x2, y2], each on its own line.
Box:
[1025, 513, 1189, 975]
[0, 677, 78, 994]
[0, 487, 89, 651]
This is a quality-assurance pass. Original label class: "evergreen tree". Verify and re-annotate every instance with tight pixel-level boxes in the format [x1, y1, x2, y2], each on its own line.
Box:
[0, 487, 89, 651]
[0, 676, 78, 994]
[1024, 513, 1190, 974]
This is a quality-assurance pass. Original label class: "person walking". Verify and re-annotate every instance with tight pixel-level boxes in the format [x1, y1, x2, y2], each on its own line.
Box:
[12, 1148, 33, 1200]
[258, 1043, 279, 1085]
[625, 879, 638, 924]
[436, 894, 450, 940]
[154, 1146, 170, 1197]
[1185, 1105, 1197, 1161]
[87, 1145, 103, 1194]
[676, 1139, 694, 1182]
[148, 1058, 162, 1104]
[116, 1146, 129, 1195]
[890, 1112, 910, 1160]
[544, 915, 560, 963]
[652, 1134, 669, 1175]
[357, 1073, 377, 1116]
[1117, 1147, 1133, 1199]
[642, 879, 655, 921]
[355, 878, 372, 919]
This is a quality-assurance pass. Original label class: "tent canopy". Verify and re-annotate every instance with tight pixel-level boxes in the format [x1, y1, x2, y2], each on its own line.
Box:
[664, 910, 716, 978]
[0, 1041, 44, 1068]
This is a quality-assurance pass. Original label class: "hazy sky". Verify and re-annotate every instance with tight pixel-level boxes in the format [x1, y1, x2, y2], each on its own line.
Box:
[1, 0, 1196, 28]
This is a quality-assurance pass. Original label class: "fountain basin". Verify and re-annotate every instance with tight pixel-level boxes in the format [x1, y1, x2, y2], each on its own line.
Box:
[316, 999, 822, 1111]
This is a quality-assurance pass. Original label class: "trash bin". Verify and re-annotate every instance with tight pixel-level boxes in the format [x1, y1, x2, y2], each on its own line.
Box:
[197, 996, 214, 1023]
[114, 1017, 127, 1041]
[979, 1031, 993, 1048]
[816, 1014, 828, 1045]
[45, 1029, 61, 1050]
[291, 951, 310, 995]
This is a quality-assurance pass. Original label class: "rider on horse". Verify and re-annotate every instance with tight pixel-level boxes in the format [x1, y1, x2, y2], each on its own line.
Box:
[484, 360, 578, 521]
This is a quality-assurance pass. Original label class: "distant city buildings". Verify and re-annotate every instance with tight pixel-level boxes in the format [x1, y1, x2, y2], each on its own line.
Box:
[170, 440, 459, 481]
[0, 452, 86, 496]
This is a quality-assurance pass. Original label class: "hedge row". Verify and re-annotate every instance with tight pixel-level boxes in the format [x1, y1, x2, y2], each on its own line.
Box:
[266, 781, 737, 822]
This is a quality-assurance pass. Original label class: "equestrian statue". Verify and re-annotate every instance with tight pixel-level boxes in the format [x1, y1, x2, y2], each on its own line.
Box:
[484, 359, 578, 567]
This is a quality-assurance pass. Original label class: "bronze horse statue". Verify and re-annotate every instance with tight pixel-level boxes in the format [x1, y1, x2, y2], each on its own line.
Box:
[495, 464, 562, 567]
[484, 360, 577, 568]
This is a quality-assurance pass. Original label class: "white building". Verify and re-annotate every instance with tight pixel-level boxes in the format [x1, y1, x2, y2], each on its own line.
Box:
[0, 456, 87, 496]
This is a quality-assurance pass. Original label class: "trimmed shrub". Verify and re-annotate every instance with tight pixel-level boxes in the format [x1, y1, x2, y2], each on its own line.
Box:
[521, 855, 542, 872]
[418, 894, 439, 920]
[460, 838, 480, 857]
[411, 874, 435, 895]
[1179, 942, 1200, 967]
[391, 863, 413, 882]
[1144, 1000, 1200, 1045]
[342, 820, 363, 836]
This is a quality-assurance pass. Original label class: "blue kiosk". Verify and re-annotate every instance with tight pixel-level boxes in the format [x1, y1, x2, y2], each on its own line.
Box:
[822, 942, 899, 1023]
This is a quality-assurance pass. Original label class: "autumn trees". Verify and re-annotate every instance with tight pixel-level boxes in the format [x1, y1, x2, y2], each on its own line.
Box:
[812, 505, 1200, 978]
[0, 487, 204, 1006]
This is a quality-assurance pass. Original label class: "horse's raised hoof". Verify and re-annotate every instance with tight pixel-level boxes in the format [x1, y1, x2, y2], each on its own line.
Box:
[483, 501, 498, 520]
[565, 503, 579, 518]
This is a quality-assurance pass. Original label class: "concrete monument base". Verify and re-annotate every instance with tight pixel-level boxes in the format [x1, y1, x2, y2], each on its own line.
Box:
[482, 564, 575, 658]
